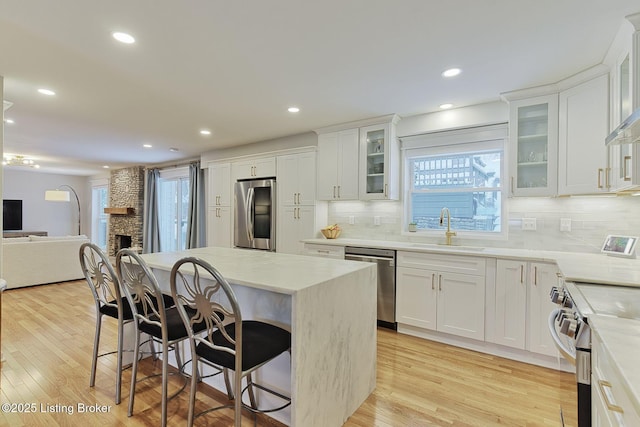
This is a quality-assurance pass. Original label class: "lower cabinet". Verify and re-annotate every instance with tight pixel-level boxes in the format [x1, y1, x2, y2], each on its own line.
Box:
[489, 259, 559, 357]
[277, 205, 316, 254]
[207, 206, 232, 248]
[592, 329, 640, 426]
[396, 252, 486, 341]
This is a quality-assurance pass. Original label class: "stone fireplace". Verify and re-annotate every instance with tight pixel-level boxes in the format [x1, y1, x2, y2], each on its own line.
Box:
[107, 166, 144, 257]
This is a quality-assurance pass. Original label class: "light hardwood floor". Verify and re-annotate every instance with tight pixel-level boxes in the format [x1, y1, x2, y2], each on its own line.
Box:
[0, 280, 577, 426]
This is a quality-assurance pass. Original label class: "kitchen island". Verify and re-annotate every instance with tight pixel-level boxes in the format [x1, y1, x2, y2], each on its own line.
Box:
[138, 247, 377, 427]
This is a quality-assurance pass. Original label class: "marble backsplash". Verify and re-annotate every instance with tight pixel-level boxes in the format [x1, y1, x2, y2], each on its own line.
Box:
[325, 195, 640, 254]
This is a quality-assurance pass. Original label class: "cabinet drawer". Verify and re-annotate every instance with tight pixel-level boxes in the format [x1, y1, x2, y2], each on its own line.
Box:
[397, 251, 485, 276]
[593, 331, 640, 425]
[303, 243, 345, 259]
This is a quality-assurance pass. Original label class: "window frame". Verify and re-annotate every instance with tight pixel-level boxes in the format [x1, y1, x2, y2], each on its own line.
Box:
[158, 167, 190, 252]
[401, 124, 508, 241]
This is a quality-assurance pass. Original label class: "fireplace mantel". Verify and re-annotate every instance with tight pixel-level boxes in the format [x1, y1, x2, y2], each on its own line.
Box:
[104, 207, 135, 215]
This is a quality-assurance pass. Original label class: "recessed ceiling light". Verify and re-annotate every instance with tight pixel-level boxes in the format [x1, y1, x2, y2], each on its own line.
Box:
[200, 129, 211, 135]
[103, 165, 110, 169]
[113, 32, 135, 44]
[439, 103, 454, 109]
[143, 144, 152, 148]
[442, 68, 461, 78]
[169, 147, 179, 152]
[38, 88, 56, 96]
[288, 107, 300, 113]
[4, 118, 14, 124]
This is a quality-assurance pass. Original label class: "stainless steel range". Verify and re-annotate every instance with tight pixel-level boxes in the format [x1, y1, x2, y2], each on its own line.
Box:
[549, 281, 640, 427]
[549, 283, 592, 427]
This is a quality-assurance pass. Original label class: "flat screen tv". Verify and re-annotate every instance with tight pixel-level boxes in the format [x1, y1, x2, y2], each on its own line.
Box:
[3, 199, 23, 231]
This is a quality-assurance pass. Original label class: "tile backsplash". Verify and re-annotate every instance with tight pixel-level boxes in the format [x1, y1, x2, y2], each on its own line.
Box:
[326, 195, 640, 254]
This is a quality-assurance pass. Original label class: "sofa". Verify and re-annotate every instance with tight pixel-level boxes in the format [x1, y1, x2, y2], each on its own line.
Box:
[2, 234, 91, 289]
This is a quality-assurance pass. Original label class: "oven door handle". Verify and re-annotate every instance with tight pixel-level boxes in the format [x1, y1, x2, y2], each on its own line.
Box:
[548, 308, 576, 366]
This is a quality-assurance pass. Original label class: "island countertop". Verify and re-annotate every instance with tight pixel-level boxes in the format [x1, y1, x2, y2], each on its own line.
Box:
[139, 246, 377, 427]
[139, 246, 372, 294]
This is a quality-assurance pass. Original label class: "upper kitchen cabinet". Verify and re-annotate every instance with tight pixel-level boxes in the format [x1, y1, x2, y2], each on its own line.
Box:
[505, 94, 559, 197]
[359, 116, 400, 200]
[315, 114, 400, 201]
[277, 151, 316, 205]
[557, 70, 610, 195]
[316, 128, 359, 200]
[232, 156, 276, 181]
[604, 12, 640, 192]
[208, 162, 231, 207]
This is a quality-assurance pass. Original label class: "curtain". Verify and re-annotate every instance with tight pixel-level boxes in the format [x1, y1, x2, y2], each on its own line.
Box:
[186, 161, 206, 249]
[142, 168, 161, 253]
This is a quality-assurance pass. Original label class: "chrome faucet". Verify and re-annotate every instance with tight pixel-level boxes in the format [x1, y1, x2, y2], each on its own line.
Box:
[439, 207, 457, 245]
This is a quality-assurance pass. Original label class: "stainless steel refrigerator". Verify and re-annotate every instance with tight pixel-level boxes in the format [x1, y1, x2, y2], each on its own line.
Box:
[234, 178, 276, 251]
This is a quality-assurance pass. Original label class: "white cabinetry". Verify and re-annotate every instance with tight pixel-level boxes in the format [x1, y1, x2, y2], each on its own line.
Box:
[208, 162, 231, 207]
[604, 13, 640, 192]
[592, 327, 640, 426]
[232, 156, 276, 180]
[489, 260, 559, 357]
[302, 243, 345, 259]
[276, 151, 317, 254]
[359, 119, 400, 200]
[316, 129, 359, 200]
[506, 94, 559, 196]
[558, 72, 611, 195]
[396, 251, 486, 341]
[207, 162, 232, 248]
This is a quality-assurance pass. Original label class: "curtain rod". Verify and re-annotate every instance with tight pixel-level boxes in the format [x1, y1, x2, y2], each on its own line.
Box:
[145, 157, 200, 170]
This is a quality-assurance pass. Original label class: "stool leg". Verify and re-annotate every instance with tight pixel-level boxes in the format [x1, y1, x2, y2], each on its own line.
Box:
[115, 317, 124, 405]
[161, 339, 169, 427]
[128, 325, 141, 417]
[187, 344, 198, 427]
[90, 314, 102, 387]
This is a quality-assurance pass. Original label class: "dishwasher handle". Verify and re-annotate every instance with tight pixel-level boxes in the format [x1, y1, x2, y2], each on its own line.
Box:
[345, 253, 395, 264]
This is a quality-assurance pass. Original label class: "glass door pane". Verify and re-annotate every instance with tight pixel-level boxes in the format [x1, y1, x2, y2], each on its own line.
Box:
[365, 128, 385, 194]
[516, 103, 549, 189]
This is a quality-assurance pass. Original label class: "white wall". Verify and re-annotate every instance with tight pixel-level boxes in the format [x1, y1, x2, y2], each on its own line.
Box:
[3, 169, 90, 237]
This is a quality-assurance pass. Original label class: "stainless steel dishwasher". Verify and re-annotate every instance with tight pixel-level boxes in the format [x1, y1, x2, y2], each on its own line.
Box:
[344, 246, 396, 330]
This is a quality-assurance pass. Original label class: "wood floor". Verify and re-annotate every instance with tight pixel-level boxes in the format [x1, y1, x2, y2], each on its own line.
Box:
[0, 280, 577, 426]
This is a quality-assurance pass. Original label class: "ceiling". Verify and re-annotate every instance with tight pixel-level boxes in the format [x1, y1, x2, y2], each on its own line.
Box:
[1, 1, 639, 176]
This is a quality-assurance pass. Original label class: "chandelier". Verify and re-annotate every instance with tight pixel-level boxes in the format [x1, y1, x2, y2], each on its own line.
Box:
[2, 155, 40, 169]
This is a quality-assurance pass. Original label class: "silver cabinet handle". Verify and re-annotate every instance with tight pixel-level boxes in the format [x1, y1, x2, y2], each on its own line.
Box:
[338, 185, 341, 198]
[510, 176, 514, 195]
[333, 186, 336, 199]
[431, 273, 435, 290]
[438, 274, 442, 291]
[520, 264, 524, 284]
[606, 167, 611, 189]
[384, 184, 388, 197]
[533, 266, 538, 286]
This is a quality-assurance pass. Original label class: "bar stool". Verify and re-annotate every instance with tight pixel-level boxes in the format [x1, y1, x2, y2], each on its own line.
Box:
[170, 256, 291, 427]
[116, 249, 207, 427]
[79, 243, 133, 404]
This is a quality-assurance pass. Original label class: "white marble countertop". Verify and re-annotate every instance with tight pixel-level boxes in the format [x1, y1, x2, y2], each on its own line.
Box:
[304, 238, 640, 287]
[588, 315, 640, 417]
[139, 246, 371, 295]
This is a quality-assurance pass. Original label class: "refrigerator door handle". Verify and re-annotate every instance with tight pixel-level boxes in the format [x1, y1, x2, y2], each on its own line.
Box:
[246, 187, 255, 242]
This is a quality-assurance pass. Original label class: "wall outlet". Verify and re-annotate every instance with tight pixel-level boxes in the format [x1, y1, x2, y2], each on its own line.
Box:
[373, 216, 381, 226]
[522, 218, 537, 231]
[560, 218, 572, 232]
[348, 215, 355, 225]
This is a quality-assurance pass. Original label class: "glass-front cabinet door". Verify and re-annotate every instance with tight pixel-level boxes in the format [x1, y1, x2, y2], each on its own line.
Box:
[359, 122, 399, 200]
[508, 94, 558, 196]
